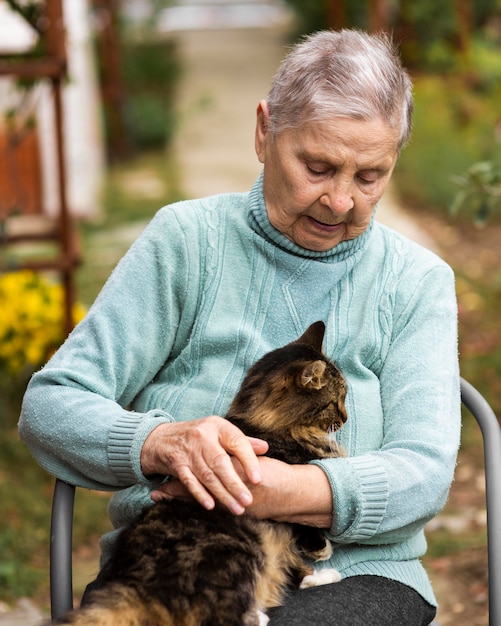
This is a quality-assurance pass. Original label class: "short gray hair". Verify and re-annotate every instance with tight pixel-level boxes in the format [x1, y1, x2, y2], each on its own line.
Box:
[266, 29, 413, 151]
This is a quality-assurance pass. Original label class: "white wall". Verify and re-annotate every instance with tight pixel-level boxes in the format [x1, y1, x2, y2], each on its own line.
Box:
[0, 0, 105, 219]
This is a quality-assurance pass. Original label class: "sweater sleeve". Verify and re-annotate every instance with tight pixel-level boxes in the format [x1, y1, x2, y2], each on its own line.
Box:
[312, 261, 461, 545]
[19, 206, 200, 490]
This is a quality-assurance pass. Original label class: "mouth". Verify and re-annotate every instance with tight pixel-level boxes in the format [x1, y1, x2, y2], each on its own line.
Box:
[307, 216, 345, 232]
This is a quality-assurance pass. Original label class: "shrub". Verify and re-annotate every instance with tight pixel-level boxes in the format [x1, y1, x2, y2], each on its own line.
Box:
[394, 75, 501, 218]
[121, 38, 181, 150]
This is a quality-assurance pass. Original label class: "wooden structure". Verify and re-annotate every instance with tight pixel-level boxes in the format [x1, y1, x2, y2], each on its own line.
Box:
[0, 0, 80, 335]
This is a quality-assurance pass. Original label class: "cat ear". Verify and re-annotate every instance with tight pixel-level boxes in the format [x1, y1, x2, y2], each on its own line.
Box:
[295, 321, 325, 352]
[299, 360, 327, 390]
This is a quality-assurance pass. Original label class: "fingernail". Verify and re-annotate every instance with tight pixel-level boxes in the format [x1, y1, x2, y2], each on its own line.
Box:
[239, 492, 252, 506]
[230, 501, 245, 515]
[250, 470, 262, 484]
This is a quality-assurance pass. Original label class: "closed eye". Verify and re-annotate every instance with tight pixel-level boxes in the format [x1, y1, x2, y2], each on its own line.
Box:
[357, 169, 384, 185]
[357, 173, 378, 185]
[305, 161, 330, 176]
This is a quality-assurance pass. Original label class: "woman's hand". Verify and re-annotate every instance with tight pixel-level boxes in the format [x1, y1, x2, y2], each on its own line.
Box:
[141, 416, 268, 515]
[151, 448, 333, 528]
[233, 457, 333, 528]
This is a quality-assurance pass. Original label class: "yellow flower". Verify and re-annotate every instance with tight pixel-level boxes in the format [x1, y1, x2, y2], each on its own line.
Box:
[0, 270, 86, 376]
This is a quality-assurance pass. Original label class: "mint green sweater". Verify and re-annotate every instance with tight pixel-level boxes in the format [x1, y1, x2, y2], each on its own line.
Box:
[19, 175, 460, 607]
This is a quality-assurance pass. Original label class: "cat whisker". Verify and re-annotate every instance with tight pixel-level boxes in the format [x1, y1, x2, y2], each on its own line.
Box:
[327, 427, 345, 457]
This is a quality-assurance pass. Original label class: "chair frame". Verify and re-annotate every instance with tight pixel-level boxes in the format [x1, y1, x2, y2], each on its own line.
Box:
[459, 378, 501, 625]
[49, 377, 501, 624]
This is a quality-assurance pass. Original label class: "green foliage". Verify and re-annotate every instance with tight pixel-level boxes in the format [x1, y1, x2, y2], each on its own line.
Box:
[282, 0, 367, 36]
[451, 161, 501, 225]
[457, 270, 501, 413]
[0, 424, 48, 597]
[280, 0, 328, 34]
[121, 39, 181, 150]
[397, 0, 456, 68]
[124, 93, 176, 149]
[282, 0, 501, 74]
[394, 75, 501, 218]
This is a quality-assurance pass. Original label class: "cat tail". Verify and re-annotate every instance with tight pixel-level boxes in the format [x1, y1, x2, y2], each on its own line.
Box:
[49, 582, 177, 626]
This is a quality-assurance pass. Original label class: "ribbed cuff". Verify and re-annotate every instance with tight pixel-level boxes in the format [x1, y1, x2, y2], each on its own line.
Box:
[107, 409, 174, 485]
[313, 455, 389, 542]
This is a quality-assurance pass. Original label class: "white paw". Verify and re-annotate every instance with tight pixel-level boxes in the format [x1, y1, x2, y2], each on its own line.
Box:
[299, 568, 342, 589]
[257, 610, 270, 626]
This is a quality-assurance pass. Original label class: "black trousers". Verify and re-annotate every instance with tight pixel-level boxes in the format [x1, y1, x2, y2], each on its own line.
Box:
[267, 575, 437, 626]
[83, 573, 437, 625]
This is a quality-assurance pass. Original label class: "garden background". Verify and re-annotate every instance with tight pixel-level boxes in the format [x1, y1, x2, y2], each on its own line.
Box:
[1, 1, 501, 624]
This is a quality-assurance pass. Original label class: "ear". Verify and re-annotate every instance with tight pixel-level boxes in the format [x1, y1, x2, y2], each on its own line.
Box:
[295, 321, 326, 352]
[299, 360, 327, 390]
[255, 99, 270, 164]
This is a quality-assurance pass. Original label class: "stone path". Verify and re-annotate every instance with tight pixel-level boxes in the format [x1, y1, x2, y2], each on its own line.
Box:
[0, 600, 44, 626]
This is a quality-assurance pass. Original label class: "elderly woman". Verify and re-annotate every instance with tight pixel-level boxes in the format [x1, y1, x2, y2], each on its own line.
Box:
[19, 30, 459, 625]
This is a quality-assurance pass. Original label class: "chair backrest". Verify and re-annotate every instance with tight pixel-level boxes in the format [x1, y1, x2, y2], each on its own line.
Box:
[460, 378, 501, 626]
[49, 377, 501, 623]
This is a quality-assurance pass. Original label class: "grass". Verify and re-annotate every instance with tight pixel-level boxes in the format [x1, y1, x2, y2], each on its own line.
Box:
[0, 380, 113, 604]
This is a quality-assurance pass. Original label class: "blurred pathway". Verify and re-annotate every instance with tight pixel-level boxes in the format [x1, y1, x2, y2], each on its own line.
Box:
[0, 600, 44, 626]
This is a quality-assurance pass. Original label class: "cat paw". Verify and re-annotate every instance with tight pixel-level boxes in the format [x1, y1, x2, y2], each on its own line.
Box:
[299, 568, 342, 589]
[314, 538, 333, 561]
[257, 610, 270, 626]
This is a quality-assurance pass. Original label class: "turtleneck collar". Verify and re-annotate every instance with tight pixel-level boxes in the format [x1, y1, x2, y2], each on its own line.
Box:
[247, 173, 373, 262]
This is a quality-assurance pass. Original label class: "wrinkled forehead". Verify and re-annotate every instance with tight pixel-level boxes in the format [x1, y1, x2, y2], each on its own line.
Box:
[276, 116, 400, 170]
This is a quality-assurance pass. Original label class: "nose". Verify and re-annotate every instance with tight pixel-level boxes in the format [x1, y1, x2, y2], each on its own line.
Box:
[320, 179, 354, 214]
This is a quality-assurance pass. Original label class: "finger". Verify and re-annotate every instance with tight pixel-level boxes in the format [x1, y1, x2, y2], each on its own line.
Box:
[151, 479, 192, 503]
[150, 490, 171, 503]
[179, 456, 249, 515]
[176, 463, 216, 511]
[199, 449, 250, 514]
[221, 430, 264, 485]
[248, 437, 269, 458]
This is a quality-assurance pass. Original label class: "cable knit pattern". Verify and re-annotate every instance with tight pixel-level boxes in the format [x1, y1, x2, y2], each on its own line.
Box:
[19, 175, 460, 606]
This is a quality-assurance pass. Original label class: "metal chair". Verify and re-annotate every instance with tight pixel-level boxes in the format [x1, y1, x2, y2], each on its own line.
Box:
[49, 378, 501, 624]
[429, 378, 501, 626]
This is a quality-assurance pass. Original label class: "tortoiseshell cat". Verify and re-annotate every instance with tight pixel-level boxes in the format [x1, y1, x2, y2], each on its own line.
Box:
[55, 321, 348, 626]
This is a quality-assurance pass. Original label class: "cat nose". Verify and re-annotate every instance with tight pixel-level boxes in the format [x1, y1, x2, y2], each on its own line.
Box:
[337, 401, 348, 424]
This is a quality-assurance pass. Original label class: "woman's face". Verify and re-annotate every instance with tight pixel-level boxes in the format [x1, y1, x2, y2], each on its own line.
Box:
[255, 100, 400, 252]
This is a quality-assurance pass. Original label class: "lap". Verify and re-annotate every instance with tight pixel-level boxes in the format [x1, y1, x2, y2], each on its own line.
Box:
[267, 575, 437, 626]
[83, 571, 436, 626]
